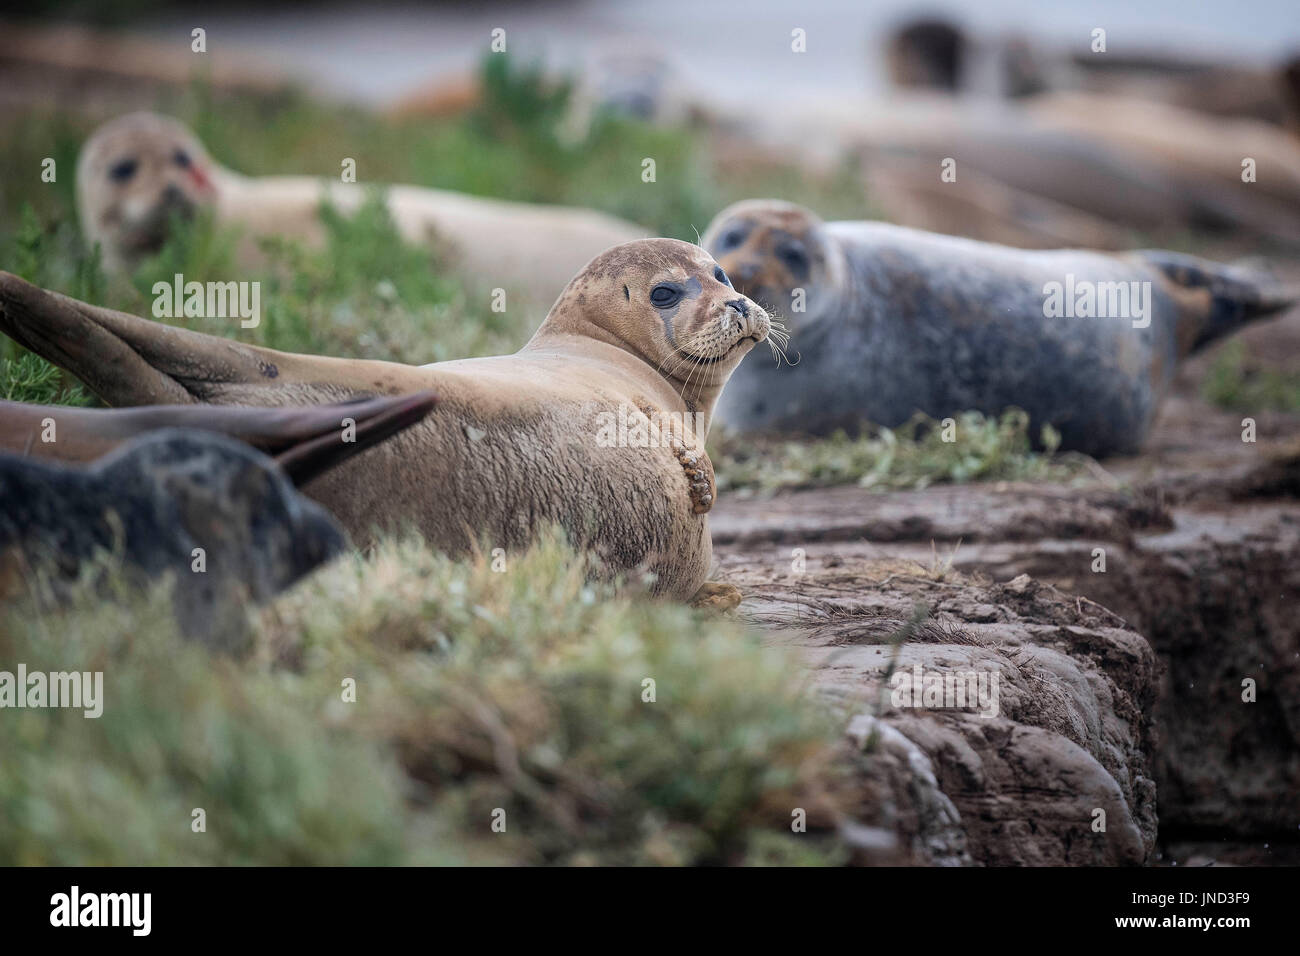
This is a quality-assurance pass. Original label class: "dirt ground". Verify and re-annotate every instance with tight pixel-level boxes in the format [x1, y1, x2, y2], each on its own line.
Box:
[711, 306, 1300, 865]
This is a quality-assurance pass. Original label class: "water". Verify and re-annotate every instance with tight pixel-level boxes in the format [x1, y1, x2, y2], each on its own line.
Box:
[141, 0, 1300, 108]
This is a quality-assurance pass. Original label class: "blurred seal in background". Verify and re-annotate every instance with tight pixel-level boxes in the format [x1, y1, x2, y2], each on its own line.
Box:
[703, 199, 1296, 457]
[76, 112, 646, 304]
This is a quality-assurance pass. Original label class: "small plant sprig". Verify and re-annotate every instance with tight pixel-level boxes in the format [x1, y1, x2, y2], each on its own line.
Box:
[0, 353, 91, 407]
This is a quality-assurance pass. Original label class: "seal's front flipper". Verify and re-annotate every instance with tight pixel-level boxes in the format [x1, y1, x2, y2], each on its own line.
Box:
[0, 272, 431, 406]
[689, 581, 742, 612]
[0, 392, 438, 486]
[1136, 251, 1299, 355]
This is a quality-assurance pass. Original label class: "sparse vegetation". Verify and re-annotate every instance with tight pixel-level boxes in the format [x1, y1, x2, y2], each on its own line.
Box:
[0, 352, 91, 406]
[0, 534, 850, 865]
[712, 409, 1089, 495]
[1203, 339, 1300, 414]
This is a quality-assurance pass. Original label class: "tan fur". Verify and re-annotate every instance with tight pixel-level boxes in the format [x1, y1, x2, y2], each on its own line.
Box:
[0, 240, 769, 600]
[76, 112, 647, 302]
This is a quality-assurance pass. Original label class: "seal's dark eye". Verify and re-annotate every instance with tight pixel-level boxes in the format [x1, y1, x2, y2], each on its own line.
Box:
[718, 227, 747, 251]
[108, 158, 138, 183]
[714, 266, 731, 287]
[173, 149, 192, 169]
[777, 242, 809, 277]
[650, 284, 681, 308]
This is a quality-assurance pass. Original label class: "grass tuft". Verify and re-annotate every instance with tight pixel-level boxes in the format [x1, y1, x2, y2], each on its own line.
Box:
[713, 408, 1087, 494]
[1, 534, 850, 865]
[1203, 339, 1300, 414]
[0, 353, 91, 406]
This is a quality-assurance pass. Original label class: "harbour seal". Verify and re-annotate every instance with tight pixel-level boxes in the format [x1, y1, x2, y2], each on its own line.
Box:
[723, 93, 1287, 244]
[861, 150, 1132, 250]
[885, 17, 967, 92]
[0, 396, 437, 647]
[0, 239, 770, 600]
[76, 112, 646, 300]
[1, 429, 342, 650]
[1062, 49, 1300, 131]
[702, 200, 1296, 457]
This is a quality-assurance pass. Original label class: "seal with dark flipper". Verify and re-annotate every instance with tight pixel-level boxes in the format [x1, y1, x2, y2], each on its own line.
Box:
[0, 395, 437, 647]
[702, 200, 1296, 457]
[0, 239, 769, 600]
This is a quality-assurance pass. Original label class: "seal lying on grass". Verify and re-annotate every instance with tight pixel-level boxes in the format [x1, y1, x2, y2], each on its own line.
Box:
[0, 239, 770, 602]
[75, 111, 645, 302]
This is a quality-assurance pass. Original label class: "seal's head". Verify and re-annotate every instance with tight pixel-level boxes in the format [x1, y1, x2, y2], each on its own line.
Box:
[76, 112, 220, 271]
[702, 200, 844, 324]
[532, 238, 770, 399]
[885, 17, 966, 91]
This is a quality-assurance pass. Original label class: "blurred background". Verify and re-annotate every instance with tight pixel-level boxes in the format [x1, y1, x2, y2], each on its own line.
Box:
[2, 0, 1299, 409]
[9, 0, 1300, 107]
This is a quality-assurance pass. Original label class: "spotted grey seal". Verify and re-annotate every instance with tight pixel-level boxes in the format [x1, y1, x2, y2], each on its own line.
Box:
[702, 200, 1296, 457]
[0, 394, 438, 648]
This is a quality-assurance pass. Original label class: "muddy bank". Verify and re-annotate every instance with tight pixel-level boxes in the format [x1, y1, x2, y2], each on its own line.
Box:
[712, 546, 1159, 865]
[713, 327, 1300, 864]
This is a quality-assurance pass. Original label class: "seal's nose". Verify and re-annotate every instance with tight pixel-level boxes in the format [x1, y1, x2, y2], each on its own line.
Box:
[726, 297, 750, 319]
[724, 297, 768, 342]
[161, 183, 191, 209]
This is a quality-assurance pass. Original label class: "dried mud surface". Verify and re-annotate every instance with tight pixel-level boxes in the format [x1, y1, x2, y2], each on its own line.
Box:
[713, 310, 1300, 865]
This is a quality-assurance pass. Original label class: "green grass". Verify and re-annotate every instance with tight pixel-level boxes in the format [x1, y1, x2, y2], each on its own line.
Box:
[0, 352, 91, 406]
[1203, 339, 1300, 414]
[1, 534, 850, 865]
[0, 191, 512, 407]
[0, 55, 873, 270]
[0, 55, 873, 403]
[712, 409, 1088, 495]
